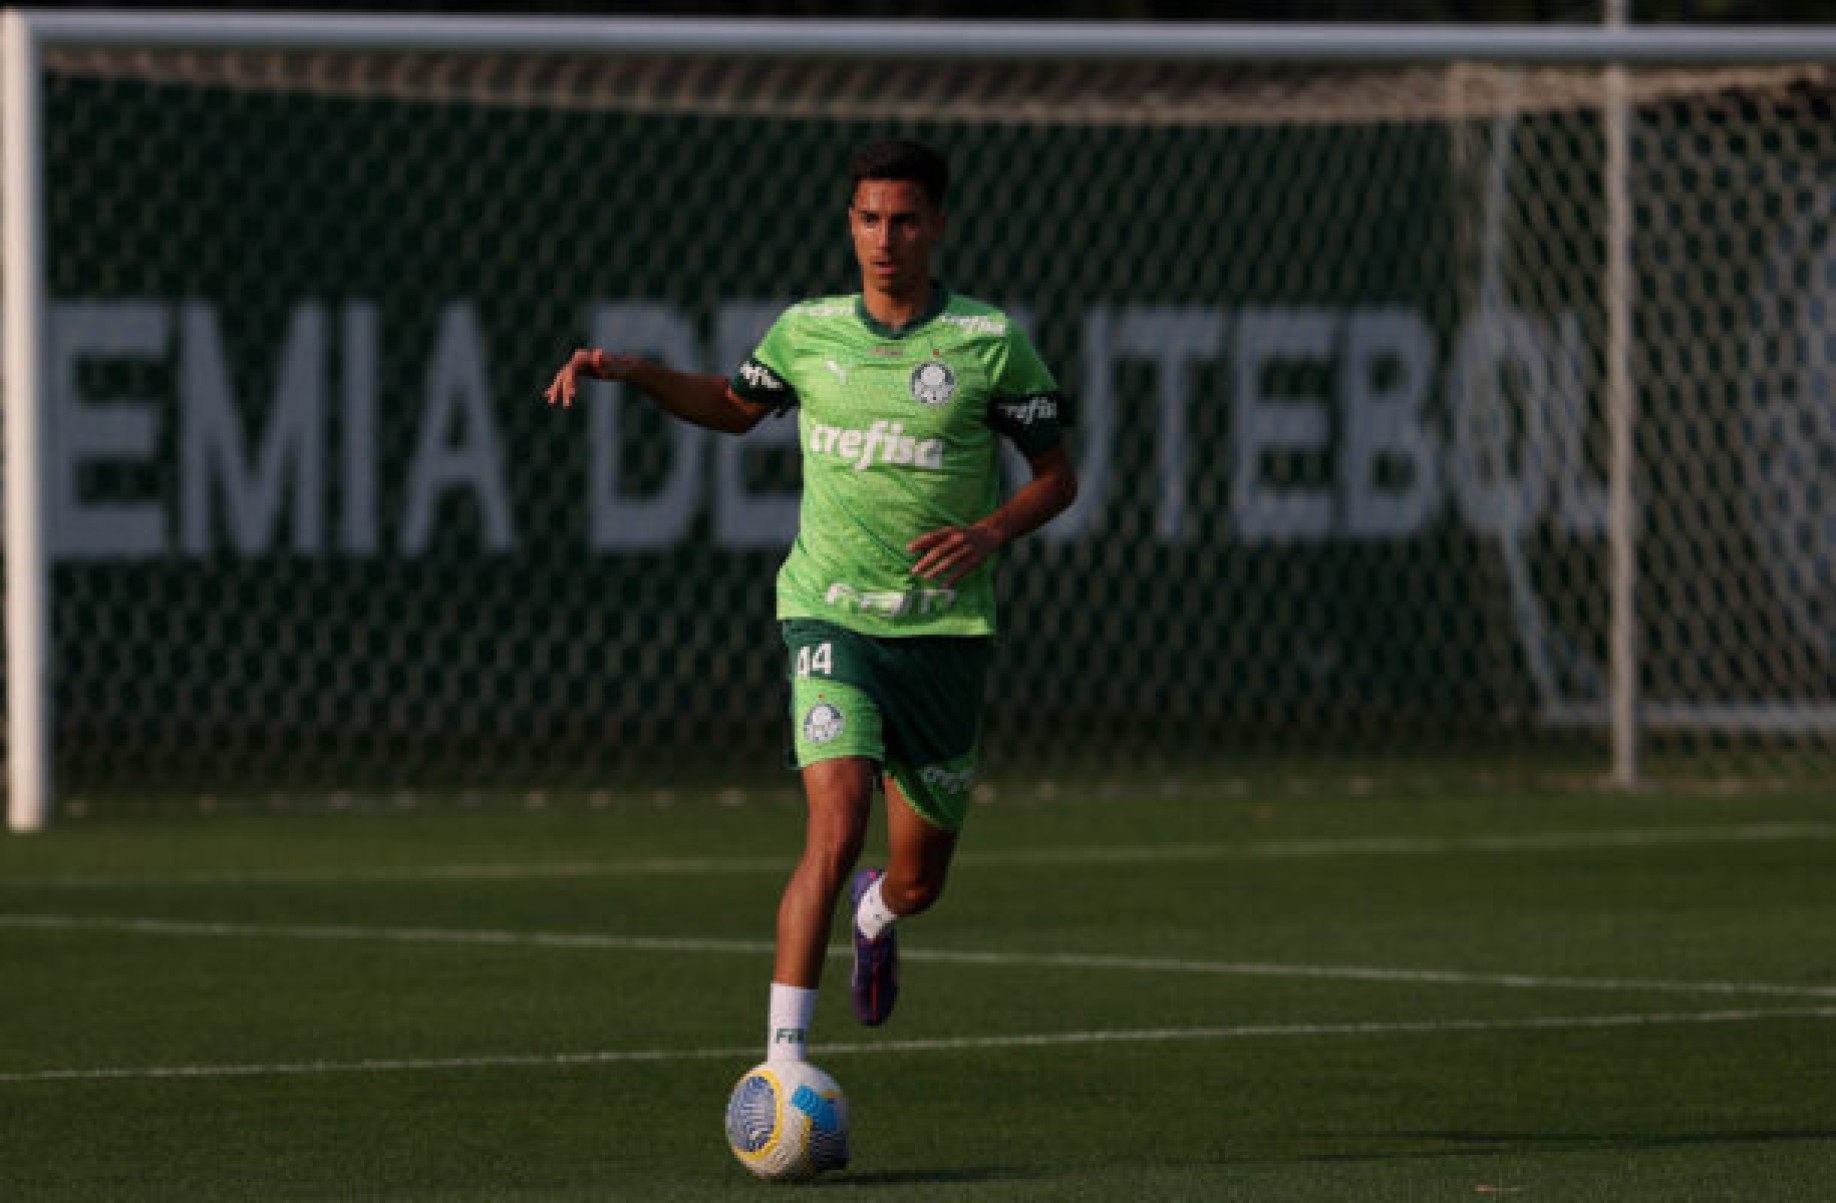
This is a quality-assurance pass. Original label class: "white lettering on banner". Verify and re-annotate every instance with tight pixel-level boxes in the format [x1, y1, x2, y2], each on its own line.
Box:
[49, 300, 168, 558]
[1448, 310, 1549, 540]
[400, 303, 514, 555]
[584, 300, 800, 552]
[1234, 308, 1335, 543]
[1070, 301, 1604, 546]
[24, 296, 1610, 561]
[1340, 309, 1439, 539]
[42, 299, 523, 559]
[588, 302, 704, 551]
[1128, 307, 1226, 543]
[341, 303, 381, 555]
[181, 302, 326, 555]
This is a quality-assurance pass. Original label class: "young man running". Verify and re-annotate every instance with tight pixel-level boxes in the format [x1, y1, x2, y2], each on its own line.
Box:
[544, 138, 1077, 1061]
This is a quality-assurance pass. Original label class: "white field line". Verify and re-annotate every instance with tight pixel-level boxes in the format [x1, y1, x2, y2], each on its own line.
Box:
[3, 1006, 1834, 1086]
[10, 820, 1833, 891]
[6, 912, 1836, 1001]
[0, 914, 774, 957]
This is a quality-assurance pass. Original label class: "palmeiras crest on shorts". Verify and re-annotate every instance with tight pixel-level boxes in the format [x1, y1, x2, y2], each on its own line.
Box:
[802, 701, 845, 744]
[909, 359, 957, 406]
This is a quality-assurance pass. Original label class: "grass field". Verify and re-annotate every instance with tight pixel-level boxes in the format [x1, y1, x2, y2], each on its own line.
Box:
[2, 773, 1833, 1200]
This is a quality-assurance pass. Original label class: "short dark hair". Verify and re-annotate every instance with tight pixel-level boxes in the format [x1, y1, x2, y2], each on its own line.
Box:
[849, 139, 949, 210]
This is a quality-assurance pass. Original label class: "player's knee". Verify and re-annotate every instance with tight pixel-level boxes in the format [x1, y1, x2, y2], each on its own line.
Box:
[886, 872, 945, 916]
[803, 825, 866, 883]
[801, 766, 874, 879]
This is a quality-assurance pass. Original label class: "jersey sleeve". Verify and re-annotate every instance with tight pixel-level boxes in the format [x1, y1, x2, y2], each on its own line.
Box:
[986, 324, 1068, 457]
[729, 311, 802, 413]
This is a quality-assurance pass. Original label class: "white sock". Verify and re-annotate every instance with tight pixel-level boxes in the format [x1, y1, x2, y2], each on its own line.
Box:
[855, 876, 900, 942]
[767, 983, 819, 1062]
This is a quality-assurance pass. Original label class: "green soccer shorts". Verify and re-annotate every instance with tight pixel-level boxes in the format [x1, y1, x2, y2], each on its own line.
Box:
[781, 618, 993, 832]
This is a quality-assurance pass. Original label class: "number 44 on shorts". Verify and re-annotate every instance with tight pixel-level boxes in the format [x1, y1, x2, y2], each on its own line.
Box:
[795, 642, 834, 678]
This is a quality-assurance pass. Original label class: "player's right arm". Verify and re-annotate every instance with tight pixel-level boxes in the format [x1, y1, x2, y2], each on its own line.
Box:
[544, 348, 771, 434]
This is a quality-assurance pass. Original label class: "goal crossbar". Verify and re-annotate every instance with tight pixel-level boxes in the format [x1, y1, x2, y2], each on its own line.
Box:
[13, 13, 1836, 64]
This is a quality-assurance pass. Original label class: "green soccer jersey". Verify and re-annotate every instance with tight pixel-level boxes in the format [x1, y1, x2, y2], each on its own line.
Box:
[730, 287, 1067, 638]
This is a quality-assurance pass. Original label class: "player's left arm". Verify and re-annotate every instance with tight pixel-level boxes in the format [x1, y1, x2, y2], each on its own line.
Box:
[908, 445, 1078, 587]
[910, 320, 1077, 586]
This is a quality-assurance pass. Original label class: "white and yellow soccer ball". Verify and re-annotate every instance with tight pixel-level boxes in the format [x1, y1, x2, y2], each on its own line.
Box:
[724, 1060, 851, 1182]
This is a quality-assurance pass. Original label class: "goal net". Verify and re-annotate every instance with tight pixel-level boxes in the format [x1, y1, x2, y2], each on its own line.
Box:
[7, 23, 1835, 810]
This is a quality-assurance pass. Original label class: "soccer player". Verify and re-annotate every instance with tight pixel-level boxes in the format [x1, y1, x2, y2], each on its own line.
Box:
[544, 138, 1077, 1063]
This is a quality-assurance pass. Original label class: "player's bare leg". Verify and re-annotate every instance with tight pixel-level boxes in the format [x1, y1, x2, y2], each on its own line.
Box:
[774, 756, 873, 991]
[776, 756, 875, 986]
[848, 775, 957, 1026]
[767, 757, 873, 1061]
[881, 775, 958, 919]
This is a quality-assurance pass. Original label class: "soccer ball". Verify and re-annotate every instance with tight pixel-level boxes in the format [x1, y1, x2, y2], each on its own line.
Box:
[724, 1060, 851, 1181]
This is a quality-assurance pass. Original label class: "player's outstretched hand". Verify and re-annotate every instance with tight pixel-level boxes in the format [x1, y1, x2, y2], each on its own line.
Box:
[543, 348, 621, 408]
[908, 523, 1001, 587]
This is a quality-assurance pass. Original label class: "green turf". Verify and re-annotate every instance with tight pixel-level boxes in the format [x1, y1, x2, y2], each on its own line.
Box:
[2, 777, 1833, 1200]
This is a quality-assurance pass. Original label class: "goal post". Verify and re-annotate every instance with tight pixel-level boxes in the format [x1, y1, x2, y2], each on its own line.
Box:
[7, 14, 1836, 829]
[4, 10, 52, 832]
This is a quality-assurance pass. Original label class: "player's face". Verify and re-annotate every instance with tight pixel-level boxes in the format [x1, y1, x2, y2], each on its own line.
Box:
[849, 179, 945, 297]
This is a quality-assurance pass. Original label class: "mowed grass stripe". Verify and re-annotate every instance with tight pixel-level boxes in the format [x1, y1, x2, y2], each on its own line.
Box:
[12, 820, 1832, 890]
[4, 1006, 1833, 1086]
[6, 912, 1835, 1000]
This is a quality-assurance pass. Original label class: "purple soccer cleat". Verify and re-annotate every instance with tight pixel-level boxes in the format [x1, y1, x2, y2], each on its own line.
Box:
[849, 867, 899, 1026]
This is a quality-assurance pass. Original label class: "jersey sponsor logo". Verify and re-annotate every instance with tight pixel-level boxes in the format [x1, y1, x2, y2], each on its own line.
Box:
[996, 393, 1060, 427]
[824, 581, 957, 619]
[909, 360, 957, 406]
[738, 359, 788, 392]
[918, 763, 976, 797]
[808, 419, 945, 471]
[937, 313, 1006, 337]
[802, 701, 845, 744]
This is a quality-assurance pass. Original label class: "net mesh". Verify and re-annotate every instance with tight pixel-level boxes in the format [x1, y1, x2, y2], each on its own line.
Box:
[10, 42, 1835, 802]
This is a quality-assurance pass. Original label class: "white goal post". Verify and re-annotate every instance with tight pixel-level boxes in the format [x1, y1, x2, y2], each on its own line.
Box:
[8, 12, 1836, 831]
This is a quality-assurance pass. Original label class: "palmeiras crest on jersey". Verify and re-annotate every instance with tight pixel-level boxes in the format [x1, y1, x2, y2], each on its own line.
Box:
[909, 359, 957, 406]
[802, 701, 845, 744]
